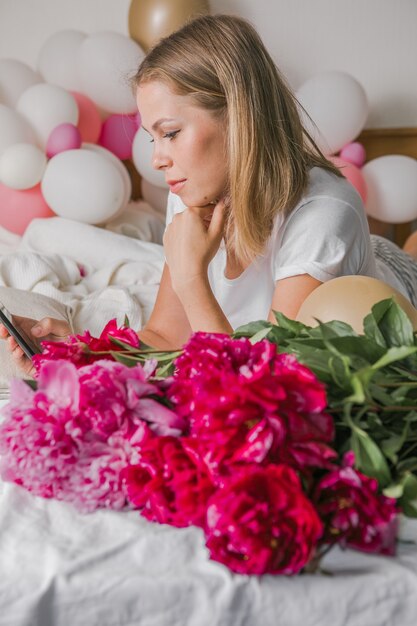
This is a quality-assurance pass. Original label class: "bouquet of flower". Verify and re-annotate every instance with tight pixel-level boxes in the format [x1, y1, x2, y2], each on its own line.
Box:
[0, 299, 415, 575]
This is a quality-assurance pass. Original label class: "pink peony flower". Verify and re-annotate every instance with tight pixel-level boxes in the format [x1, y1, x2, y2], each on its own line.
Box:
[33, 318, 141, 372]
[77, 360, 185, 438]
[0, 359, 181, 512]
[205, 464, 323, 575]
[314, 452, 398, 555]
[123, 436, 215, 528]
[168, 333, 335, 479]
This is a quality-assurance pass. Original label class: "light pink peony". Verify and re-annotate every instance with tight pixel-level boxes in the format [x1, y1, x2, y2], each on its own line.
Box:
[205, 464, 323, 575]
[0, 359, 181, 512]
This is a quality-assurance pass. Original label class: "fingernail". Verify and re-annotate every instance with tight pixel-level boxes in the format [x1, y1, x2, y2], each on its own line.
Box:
[32, 325, 42, 336]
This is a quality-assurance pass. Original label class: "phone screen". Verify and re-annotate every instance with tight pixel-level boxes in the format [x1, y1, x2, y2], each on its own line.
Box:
[0, 304, 41, 359]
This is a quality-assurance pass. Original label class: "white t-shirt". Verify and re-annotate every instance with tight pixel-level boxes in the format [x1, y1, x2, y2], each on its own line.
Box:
[165, 167, 407, 329]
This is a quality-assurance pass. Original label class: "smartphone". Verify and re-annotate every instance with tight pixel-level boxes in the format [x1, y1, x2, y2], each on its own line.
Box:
[0, 303, 41, 359]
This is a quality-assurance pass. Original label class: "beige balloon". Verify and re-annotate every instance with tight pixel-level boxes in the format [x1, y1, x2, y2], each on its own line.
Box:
[296, 276, 417, 333]
[128, 0, 210, 52]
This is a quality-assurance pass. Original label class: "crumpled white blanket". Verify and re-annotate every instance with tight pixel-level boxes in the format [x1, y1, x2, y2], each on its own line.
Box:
[0, 467, 417, 626]
[0, 205, 165, 335]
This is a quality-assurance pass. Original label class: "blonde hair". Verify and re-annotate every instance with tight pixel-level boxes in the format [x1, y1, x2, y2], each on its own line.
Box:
[133, 14, 341, 265]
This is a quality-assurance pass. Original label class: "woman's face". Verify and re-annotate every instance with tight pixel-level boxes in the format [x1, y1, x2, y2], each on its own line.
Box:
[137, 80, 228, 207]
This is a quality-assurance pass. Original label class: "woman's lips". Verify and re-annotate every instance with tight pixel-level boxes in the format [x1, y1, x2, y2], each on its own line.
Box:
[167, 179, 186, 194]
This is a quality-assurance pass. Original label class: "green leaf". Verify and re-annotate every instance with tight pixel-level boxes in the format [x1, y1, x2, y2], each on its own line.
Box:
[108, 336, 141, 352]
[233, 320, 272, 338]
[363, 310, 387, 347]
[380, 429, 409, 463]
[350, 427, 391, 486]
[329, 336, 385, 363]
[397, 457, 417, 474]
[373, 298, 415, 348]
[123, 314, 130, 328]
[371, 346, 417, 370]
[24, 379, 37, 390]
[273, 311, 307, 335]
[249, 327, 274, 344]
[383, 482, 405, 499]
[399, 473, 417, 517]
[311, 320, 357, 339]
[111, 352, 141, 367]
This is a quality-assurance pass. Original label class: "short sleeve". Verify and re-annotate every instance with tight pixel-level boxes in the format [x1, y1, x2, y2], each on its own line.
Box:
[165, 192, 187, 229]
[273, 197, 370, 283]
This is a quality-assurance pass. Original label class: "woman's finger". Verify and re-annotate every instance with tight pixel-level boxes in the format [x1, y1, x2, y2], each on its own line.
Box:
[30, 317, 71, 340]
[208, 199, 227, 240]
[7, 336, 35, 375]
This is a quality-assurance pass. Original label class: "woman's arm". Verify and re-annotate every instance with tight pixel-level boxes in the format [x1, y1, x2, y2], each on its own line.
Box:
[160, 199, 232, 336]
[174, 274, 233, 334]
[268, 274, 323, 322]
[139, 263, 193, 349]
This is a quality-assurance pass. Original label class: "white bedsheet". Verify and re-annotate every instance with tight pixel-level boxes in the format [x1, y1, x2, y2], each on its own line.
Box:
[1, 218, 417, 626]
[0, 434, 417, 626]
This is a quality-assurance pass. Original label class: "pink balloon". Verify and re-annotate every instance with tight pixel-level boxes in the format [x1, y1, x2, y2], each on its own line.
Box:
[339, 142, 366, 168]
[98, 114, 138, 160]
[0, 183, 54, 235]
[330, 156, 367, 203]
[70, 91, 102, 144]
[46, 123, 82, 158]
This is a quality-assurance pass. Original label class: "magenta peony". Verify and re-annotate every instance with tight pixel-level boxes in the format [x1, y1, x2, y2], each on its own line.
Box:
[168, 333, 335, 480]
[123, 436, 215, 527]
[33, 318, 140, 372]
[314, 452, 398, 555]
[205, 464, 323, 575]
[0, 359, 182, 512]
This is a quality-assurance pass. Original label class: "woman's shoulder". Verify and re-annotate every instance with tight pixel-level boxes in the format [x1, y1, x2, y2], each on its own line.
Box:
[302, 166, 362, 208]
[274, 166, 369, 242]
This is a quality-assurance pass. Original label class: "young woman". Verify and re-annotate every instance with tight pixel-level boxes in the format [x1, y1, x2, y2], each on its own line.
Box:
[2, 13, 417, 374]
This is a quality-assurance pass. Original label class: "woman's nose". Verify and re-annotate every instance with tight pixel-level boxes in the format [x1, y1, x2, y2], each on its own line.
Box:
[152, 145, 171, 170]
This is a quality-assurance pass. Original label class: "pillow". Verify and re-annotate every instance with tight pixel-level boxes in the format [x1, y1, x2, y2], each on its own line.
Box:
[0, 286, 73, 388]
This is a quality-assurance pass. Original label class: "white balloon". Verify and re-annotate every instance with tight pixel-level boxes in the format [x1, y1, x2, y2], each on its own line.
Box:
[78, 32, 144, 114]
[38, 30, 86, 92]
[82, 142, 132, 212]
[132, 127, 168, 189]
[362, 155, 417, 224]
[0, 143, 47, 190]
[17, 83, 78, 149]
[0, 104, 36, 157]
[0, 59, 42, 107]
[296, 71, 369, 155]
[141, 178, 169, 216]
[41, 149, 125, 224]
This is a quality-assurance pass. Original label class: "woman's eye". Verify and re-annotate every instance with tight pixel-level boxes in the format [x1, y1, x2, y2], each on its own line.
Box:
[163, 130, 179, 140]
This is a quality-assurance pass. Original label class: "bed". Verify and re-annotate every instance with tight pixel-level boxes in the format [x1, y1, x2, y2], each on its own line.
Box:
[0, 130, 417, 626]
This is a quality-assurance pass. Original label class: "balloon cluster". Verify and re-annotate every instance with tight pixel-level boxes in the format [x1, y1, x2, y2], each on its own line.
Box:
[0, 0, 212, 236]
[0, 30, 167, 234]
[1, 2, 416, 236]
[297, 71, 417, 224]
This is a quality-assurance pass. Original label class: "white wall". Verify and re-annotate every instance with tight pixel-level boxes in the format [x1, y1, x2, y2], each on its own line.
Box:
[0, 0, 415, 128]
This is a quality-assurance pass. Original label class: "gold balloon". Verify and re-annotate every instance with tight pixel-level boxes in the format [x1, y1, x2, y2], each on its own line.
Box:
[128, 0, 211, 52]
[295, 276, 417, 333]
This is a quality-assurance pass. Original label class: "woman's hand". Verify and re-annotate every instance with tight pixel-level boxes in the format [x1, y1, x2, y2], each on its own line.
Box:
[0, 316, 71, 377]
[163, 198, 227, 293]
